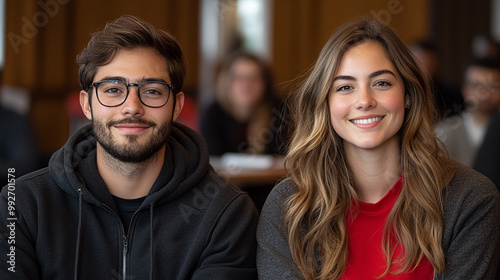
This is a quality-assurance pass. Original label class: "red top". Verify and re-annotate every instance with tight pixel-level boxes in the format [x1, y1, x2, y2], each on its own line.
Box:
[341, 175, 434, 279]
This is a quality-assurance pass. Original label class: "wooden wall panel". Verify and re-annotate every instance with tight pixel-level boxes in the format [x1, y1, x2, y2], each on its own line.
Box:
[3, 0, 200, 156]
[3, 0, 428, 157]
[272, 0, 430, 93]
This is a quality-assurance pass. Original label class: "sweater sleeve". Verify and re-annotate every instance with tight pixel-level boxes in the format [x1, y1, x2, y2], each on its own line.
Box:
[436, 166, 500, 280]
[191, 192, 259, 280]
[257, 180, 304, 280]
[0, 184, 41, 279]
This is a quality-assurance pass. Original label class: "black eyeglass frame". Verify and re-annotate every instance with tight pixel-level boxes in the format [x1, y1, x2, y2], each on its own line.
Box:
[90, 80, 175, 108]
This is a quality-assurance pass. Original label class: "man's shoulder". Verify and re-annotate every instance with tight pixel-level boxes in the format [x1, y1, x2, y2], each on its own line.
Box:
[181, 169, 253, 210]
[203, 170, 248, 200]
[2, 167, 54, 195]
[1, 167, 61, 215]
[176, 169, 258, 226]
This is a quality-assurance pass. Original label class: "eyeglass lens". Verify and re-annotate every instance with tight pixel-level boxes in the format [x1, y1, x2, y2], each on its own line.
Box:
[96, 81, 170, 107]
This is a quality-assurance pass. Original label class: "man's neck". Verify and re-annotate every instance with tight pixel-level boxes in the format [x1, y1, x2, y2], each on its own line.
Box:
[96, 144, 165, 199]
[470, 110, 494, 127]
[345, 137, 401, 204]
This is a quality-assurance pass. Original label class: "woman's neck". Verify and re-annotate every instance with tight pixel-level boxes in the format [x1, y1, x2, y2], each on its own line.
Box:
[345, 137, 401, 203]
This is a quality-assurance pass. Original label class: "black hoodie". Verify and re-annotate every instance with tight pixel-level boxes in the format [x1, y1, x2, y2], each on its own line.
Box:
[0, 123, 258, 279]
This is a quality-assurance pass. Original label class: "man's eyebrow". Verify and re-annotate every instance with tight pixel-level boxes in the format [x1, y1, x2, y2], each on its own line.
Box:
[99, 76, 127, 83]
[333, 70, 396, 82]
[98, 76, 169, 84]
[139, 77, 169, 83]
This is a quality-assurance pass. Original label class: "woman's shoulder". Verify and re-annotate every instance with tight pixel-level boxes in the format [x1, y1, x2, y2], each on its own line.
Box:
[445, 162, 499, 197]
[269, 178, 299, 200]
[260, 178, 298, 217]
[442, 163, 499, 211]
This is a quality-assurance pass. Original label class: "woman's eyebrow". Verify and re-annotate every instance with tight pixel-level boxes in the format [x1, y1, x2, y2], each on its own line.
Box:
[333, 69, 396, 82]
[369, 69, 396, 78]
[333, 75, 356, 82]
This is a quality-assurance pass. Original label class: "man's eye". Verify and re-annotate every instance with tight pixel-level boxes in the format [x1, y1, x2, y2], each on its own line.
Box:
[105, 88, 122, 93]
[143, 89, 161, 95]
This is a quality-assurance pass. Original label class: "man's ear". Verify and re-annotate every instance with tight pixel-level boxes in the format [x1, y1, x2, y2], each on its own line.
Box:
[172, 91, 185, 122]
[80, 90, 92, 120]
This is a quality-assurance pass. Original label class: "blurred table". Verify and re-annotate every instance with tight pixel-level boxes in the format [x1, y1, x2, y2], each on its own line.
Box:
[210, 154, 286, 188]
[211, 154, 286, 212]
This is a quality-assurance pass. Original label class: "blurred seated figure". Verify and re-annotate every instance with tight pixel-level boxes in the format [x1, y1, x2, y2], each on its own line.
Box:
[436, 57, 500, 166]
[0, 104, 39, 179]
[409, 40, 464, 118]
[0, 69, 39, 182]
[472, 35, 500, 59]
[201, 51, 287, 156]
[473, 115, 500, 189]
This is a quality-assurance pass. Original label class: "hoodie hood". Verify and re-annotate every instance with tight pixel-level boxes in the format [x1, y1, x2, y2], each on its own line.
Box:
[48, 122, 210, 207]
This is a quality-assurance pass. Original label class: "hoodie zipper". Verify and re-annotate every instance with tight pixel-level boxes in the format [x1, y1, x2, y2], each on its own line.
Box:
[122, 234, 128, 280]
[101, 204, 135, 280]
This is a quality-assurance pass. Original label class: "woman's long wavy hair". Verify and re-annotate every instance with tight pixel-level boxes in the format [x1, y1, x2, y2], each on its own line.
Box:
[285, 18, 455, 279]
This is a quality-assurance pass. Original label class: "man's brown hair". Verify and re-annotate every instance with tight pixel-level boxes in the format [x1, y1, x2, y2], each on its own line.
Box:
[76, 15, 185, 95]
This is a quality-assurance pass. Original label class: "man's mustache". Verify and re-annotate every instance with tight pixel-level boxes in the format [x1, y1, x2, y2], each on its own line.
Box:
[107, 118, 156, 128]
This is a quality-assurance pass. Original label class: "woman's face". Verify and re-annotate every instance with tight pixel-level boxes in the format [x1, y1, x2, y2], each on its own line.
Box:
[328, 41, 406, 152]
[227, 58, 266, 119]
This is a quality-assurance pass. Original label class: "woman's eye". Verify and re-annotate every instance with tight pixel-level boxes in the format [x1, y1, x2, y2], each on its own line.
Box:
[374, 81, 391, 87]
[337, 85, 352, 92]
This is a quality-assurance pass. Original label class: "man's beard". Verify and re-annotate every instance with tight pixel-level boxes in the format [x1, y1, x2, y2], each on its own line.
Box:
[92, 117, 171, 163]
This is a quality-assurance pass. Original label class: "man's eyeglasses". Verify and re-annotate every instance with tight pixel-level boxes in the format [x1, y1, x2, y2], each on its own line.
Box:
[466, 82, 500, 92]
[90, 80, 175, 108]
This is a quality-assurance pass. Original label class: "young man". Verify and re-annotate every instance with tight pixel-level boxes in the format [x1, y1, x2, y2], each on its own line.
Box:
[0, 16, 258, 280]
[436, 56, 500, 166]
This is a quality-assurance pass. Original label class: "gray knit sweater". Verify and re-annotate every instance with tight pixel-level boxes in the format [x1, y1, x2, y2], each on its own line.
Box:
[257, 164, 500, 279]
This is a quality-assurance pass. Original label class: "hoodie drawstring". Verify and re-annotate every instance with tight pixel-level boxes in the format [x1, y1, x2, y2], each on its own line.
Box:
[149, 204, 155, 280]
[74, 188, 84, 280]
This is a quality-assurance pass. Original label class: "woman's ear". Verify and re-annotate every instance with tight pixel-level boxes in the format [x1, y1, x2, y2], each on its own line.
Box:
[405, 95, 412, 109]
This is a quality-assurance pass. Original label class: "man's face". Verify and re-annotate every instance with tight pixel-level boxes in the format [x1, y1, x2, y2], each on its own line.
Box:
[80, 47, 184, 163]
[463, 66, 500, 114]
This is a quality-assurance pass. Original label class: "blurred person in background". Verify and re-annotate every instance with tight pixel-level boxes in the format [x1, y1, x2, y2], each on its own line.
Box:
[472, 35, 500, 59]
[0, 70, 39, 183]
[201, 51, 287, 156]
[474, 115, 500, 189]
[436, 56, 500, 167]
[409, 40, 464, 119]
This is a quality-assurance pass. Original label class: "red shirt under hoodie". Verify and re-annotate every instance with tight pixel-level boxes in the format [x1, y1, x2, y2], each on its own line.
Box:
[341, 175, 434, 279]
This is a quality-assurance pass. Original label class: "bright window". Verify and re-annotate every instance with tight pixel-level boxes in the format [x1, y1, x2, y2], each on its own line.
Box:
[237, 0, 272, 59]
[0, 0, 5, 68]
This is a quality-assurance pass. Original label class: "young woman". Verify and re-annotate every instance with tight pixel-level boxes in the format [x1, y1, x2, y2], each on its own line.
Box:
[257, 18, 500, 279]
[201, 51, 285, 156]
